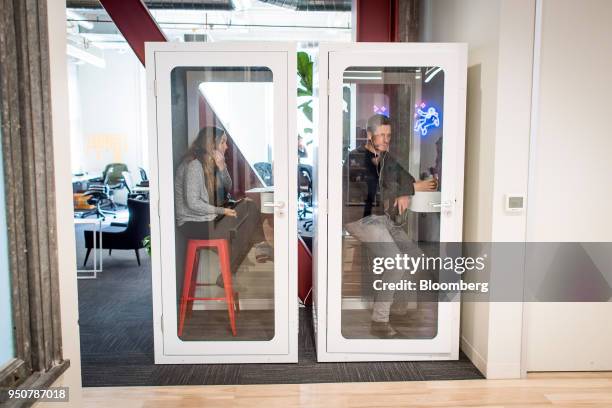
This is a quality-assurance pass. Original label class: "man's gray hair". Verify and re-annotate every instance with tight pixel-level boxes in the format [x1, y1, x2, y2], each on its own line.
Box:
[366, 114, 392, 134]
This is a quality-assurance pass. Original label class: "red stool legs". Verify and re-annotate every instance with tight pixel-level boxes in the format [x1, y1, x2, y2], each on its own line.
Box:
[186, 249, 199, 318]
[178, 241, 198, 337]
[178, 239, 237, 338]
[217, 240, 237, 336]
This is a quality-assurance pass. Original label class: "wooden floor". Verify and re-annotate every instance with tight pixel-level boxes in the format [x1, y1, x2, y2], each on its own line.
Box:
[82, 372, 612, 407]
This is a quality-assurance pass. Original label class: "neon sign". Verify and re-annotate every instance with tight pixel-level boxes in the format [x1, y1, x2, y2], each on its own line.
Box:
[414, 102, 440, 136]
[373, 105, 389, 117]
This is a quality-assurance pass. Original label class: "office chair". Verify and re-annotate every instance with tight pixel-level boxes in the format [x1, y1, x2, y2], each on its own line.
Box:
[137, 167, 149, 187]
[298, 164, 313, 220]
[83, 197, 150, 266]
[83, 163, 129, 219]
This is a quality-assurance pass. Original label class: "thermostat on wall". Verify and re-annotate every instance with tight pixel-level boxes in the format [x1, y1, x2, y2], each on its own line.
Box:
[505, 194, 526, 213]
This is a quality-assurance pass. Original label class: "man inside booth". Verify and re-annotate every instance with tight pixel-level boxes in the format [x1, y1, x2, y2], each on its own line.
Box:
[344, 114, 436, 339]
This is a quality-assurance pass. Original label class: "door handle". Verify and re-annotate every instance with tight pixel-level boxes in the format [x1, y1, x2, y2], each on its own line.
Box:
[263, 201, 285, 209]
[429, 200, 453, 208]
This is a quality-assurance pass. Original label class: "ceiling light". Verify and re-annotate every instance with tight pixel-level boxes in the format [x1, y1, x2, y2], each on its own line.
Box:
[232, 0, 253, 11]
[343, 76, 382, 81]
[344, 70, 382, 74]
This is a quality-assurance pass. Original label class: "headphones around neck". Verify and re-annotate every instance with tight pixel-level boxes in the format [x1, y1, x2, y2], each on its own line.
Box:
[367, 138, 382, 158]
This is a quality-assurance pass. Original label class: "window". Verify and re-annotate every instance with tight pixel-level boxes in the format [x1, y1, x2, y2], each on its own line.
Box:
[0, 119, 14, 370]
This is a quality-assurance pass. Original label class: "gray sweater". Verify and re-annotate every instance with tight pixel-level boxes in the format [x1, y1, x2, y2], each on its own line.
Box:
[174, 159, 232, 226]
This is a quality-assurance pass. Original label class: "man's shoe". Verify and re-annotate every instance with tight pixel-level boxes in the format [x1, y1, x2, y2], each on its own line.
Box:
[390, 301, 418, 317]
[370, 321, 402, 339]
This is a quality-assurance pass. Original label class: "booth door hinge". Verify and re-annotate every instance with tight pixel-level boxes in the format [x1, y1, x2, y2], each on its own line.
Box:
[153, 79, 157, 98]
[327, 80, 330, 96]
[160, 315, 164, 333]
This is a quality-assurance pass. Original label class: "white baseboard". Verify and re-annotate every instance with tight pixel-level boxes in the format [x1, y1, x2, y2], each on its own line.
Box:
[460, 335, 487, 376]
[460, 335, 522, 379]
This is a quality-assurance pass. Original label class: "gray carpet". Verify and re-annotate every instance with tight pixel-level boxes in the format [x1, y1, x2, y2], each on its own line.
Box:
[75, 225, 483, 387]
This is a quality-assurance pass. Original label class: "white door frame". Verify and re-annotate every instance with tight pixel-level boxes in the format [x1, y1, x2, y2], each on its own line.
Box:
[314, 42, 467, 362]
[146, 42, 297, 364]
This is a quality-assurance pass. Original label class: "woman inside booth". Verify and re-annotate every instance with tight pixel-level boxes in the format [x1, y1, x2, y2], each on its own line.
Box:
[174, 126, 273, 284]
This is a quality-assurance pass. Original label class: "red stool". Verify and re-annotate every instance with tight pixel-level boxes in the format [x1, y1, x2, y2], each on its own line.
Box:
[178, 239, 238, 337]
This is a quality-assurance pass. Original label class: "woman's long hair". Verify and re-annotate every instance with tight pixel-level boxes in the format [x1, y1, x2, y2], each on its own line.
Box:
[184, 126, 226, 206]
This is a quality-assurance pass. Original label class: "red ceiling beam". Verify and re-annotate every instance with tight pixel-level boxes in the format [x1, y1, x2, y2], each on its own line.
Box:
[354, 0, 400, 42]
[98, 0, 167, 66]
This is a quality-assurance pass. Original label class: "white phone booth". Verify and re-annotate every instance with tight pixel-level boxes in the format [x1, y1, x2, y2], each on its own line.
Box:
[314, 43, 467, 361]
[146, 42, 298, 364]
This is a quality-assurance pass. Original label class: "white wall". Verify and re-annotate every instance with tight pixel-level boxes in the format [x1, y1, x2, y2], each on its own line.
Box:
[422, 0, 535, 378]
[39, 0, 83, 406]
[70, 49, 148, 177]
[524, 0, 612, 371]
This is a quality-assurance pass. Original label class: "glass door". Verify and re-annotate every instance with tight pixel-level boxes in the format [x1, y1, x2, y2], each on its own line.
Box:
[319, 43, 466, 360]
[148, 44, 297, 363]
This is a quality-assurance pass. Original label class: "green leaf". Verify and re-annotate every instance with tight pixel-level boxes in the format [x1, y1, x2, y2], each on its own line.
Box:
[297, 51, 313, 93]
[142, 235, 151, 255]
[303, 128, 312, 134]
[298, 99, 312, 109]
[301, 105, 313, 122]
[298, 100, 312, 122]
[297, 88, 312, 97]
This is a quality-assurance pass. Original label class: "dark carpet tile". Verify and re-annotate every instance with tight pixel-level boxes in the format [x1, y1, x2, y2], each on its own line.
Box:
[81, 365, 156, 387]
[149, 364, 241, 386]
[237, 362, 337, 384]
[82, 352, 153, 365]
[415, 353, 483, 381]
[330, 361, 423, 383]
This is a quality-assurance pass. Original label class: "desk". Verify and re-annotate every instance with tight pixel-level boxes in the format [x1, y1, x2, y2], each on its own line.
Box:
[246, 186, 275, 214]
[72, 173, 100, 193]
[72, 173, 100, 183]
[131, 186, 149, 195]
[74, 217, 103, 279]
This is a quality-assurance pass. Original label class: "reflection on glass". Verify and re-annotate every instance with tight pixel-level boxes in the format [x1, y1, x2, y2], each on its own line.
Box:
[171, 67, 275, 341]
[0, 122, 15, 364]
[341, 67, 444, 340]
